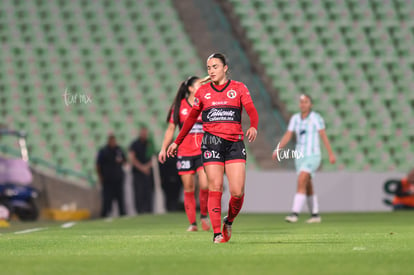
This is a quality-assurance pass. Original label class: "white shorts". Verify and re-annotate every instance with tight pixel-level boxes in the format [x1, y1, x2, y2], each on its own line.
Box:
[294, 155, 321, 178]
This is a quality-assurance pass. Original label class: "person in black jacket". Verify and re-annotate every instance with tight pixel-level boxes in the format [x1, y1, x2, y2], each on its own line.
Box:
[96, 134, 127, 217]
[129, 126, 155, 214]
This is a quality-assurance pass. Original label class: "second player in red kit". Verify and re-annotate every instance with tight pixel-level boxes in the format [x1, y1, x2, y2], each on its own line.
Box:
[159, 76, 210, 232]
[167, 53, 259, 243]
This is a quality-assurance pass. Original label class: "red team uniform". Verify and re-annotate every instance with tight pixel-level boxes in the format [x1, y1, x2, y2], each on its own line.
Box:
[176, 79, 257, 166]
[196, 79, 253, 141]
[169, 98, 204, 175]
[174, 79, 258, 241]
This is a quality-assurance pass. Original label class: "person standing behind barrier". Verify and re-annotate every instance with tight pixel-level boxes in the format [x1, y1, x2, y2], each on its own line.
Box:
[96, 134, 127, 217]
[129, 126, 155, 214]
[159, 155, 183, 212]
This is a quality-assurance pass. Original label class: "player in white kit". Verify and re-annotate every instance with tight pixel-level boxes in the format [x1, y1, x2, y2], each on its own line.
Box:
[272, 94, 336, 223]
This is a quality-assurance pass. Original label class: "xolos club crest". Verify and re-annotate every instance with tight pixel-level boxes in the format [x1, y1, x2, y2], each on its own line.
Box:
[227, 90, 237, 99]
[203, 150, 220, 160]
[204, 150, 212, 159]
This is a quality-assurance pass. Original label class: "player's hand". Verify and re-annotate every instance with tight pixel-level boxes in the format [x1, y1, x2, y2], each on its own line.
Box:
[141, 166, 151, 176]
[166, 143, 178, 158]
[329, 153, 336, 164]
[246, 127, 257, 143]
[200, 75, 211, 84]
[158, 150, 167, 164]
[272, 148, 278, 161]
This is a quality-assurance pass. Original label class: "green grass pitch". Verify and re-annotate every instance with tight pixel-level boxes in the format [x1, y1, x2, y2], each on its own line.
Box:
[1, 212, 413, 275]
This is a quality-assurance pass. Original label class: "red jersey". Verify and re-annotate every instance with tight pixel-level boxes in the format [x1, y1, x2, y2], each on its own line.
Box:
[169, 98, 203, 156]
[193, 80, 253, 141]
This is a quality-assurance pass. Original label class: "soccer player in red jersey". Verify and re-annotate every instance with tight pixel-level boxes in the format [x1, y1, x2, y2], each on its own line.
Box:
[167, 53, 259, 243]
[159, 76, 210, 232]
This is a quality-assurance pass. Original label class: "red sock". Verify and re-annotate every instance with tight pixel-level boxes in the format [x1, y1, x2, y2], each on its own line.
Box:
[208, 191, 222, 234]
[227, 194, 244, 223]
[199, 189, 209, 217]
[184, 191, 196, 225]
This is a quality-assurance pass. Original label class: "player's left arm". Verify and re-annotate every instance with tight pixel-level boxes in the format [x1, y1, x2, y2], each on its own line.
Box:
[241, 84, 258, 143]
[315, 114, 335, 164]
[319, 129, 336, 164]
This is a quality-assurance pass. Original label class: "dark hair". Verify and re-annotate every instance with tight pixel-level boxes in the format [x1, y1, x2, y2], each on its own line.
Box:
[166, 76, 199, 127]
[207, 53, 227, 66]
[300, 93, 313, 104]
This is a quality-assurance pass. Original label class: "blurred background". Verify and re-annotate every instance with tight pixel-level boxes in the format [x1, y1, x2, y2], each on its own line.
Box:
[0, 0, 413, 219]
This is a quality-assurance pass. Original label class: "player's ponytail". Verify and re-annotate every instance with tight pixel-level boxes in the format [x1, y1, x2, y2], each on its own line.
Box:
[166, 76, 200, 127]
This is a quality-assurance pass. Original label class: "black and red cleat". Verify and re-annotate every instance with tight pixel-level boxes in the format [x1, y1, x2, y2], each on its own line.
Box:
[222, 216, 232, 242]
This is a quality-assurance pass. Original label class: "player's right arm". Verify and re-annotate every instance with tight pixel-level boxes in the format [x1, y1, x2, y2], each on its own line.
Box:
[158, 122, 176, 163]
[167, 92, 204, 158]
[167, 107, 202, 157]
[272, 131, 293, 160]
[272, 115, 296, 160]
[278, 131, 294, 150]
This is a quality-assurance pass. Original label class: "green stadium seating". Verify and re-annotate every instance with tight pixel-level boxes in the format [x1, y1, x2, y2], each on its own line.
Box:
[0, 0, 212, 180]
[230, 0, 414, 172]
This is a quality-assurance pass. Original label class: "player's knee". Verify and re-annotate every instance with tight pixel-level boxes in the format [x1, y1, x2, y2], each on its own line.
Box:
[298, 172, 310, 182]
[230, 191, 244, 198]
[297, 180, 307, 193]
[199, 182, 209, 190]
[183, 185, 195, 192]
[208, 180, 223, 192]
[197, 176, 209, 189]
[182, 177, 195, 191]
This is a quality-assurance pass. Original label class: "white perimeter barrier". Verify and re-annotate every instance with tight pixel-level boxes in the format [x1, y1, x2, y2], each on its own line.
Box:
[242, 171, 405, 213]
[118, 169, 405, 216]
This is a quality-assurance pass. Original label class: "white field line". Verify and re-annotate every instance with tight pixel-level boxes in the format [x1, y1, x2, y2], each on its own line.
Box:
[61, 222, 76, 228]
[14, 227, 47, 235]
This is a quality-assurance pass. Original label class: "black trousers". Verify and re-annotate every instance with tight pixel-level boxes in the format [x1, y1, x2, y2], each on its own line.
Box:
[162, 176, 182, 212]
[132, 172, 154, 214]
[101, 178, 126, 217]
[159, 158, 182, 212]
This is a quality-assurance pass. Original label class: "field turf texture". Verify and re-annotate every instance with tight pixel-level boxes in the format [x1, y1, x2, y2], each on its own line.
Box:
[0, 212, 413, 275]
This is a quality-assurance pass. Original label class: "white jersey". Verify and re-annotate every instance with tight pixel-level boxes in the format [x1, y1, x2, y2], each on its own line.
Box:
[287, 111, 325, 157]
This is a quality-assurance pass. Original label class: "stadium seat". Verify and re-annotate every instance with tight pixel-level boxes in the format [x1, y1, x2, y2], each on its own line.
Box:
[230, 0, 414, 172]
[0, 0, 216, 180]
